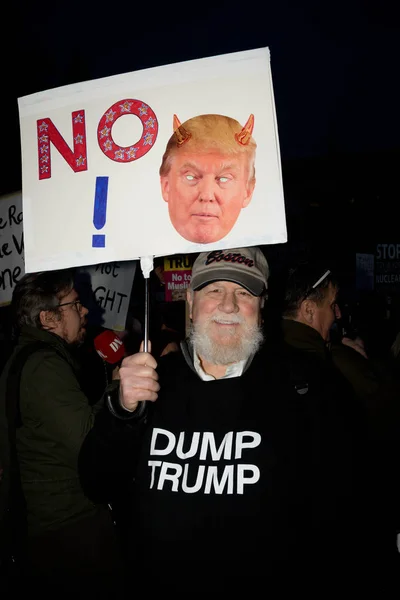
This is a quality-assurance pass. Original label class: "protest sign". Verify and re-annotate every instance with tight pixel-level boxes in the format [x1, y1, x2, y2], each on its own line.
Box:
[18, 47, 287, 274]
[78, 260, 136, 331]
[0, 192, 25, 305]
[375, 243, 400, 292]
[163, 254, 193, 301]
[355, 253, 374, 291]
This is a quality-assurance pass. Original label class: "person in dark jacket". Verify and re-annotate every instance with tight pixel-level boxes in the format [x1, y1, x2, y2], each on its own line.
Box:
[0, 269, 121, 586]
[78, 247, 385, 594]
[280, 262, 400, 574]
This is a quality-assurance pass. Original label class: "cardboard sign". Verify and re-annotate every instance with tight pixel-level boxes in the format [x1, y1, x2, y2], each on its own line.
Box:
[375, 244, 400, 291]
[0, 192, 25, 305]
[355, 253, 374, 291]
[18, 47, 287, 273]
[163, 255, 193, 301]
[77, 260, 137, 331]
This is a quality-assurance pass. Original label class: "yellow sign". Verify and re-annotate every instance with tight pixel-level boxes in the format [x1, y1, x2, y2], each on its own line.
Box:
[164, 255, 194, 271]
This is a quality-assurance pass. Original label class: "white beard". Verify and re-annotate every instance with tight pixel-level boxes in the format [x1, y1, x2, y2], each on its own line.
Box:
[189, 314, 264, 365]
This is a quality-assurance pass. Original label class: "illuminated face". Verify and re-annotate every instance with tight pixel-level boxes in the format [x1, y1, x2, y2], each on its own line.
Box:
[187, 280, 262, 355]
[161, 151, 255, 244]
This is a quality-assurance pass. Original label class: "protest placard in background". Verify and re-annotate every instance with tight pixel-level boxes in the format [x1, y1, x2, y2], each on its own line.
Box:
[163, 255, 193, 302]
[0, 189, 136, 329]
[374, 244, 400, 293]
[18, 47, 287, 274]
[355, 253, 374, 292]
[77, 260, 137, 331]
[0, 192, 25, 305]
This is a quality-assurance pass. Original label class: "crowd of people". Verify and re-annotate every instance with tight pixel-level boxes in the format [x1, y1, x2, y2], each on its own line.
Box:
[0, 246, 399, 594]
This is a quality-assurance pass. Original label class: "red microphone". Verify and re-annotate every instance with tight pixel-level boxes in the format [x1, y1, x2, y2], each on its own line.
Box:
[94, 330, 126, 365]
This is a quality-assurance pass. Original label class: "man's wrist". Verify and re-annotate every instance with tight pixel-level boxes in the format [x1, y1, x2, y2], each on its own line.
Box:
[105, 382, 147, 421]
[118, 387, 138, 413]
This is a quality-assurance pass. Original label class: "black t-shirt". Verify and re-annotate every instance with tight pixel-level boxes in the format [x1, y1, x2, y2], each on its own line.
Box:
[128, 347, 368, 581]
[80, 344, 380, 589]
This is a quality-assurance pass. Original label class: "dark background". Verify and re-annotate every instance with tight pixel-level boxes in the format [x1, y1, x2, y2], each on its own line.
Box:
[1, 0, 399, 347]
[2, 1, 399, 247]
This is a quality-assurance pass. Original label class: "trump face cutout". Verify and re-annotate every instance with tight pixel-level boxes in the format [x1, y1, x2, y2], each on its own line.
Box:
[160, 114, 256, 245]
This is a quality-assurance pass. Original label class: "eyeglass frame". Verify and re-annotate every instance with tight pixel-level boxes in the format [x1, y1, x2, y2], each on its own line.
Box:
[57, 299, 84, 311]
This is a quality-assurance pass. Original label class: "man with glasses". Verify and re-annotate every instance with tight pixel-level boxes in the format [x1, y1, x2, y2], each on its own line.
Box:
[0, 269, 121, 585]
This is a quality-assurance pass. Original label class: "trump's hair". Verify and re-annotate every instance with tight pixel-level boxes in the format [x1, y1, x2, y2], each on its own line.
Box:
[159, 114, 257, 182]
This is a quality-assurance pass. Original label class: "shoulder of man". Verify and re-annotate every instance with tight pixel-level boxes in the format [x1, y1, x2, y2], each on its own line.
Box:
[264, 340, 354, 403]
[20, 336, 77, 371]
[246, 342, 311, 398]
[0, 339, 67, 387]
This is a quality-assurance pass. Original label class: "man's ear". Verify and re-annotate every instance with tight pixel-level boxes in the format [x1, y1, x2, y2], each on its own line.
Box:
[39, 310, 57, 330]
[186, 288, 194, 320]
[160, 176, 170, 203]
[299, 299, 315, 324]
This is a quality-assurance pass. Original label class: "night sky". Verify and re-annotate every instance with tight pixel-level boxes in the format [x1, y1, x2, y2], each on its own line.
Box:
[2, 0, 399, 255]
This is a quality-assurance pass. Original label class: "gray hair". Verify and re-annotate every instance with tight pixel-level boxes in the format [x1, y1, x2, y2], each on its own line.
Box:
[12, 269, 75, 331]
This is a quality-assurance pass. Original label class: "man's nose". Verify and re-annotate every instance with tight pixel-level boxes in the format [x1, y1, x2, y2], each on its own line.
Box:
[198, 176, 217, 202]
[219, 292, 239, 313]
[81, 305, 89, 317]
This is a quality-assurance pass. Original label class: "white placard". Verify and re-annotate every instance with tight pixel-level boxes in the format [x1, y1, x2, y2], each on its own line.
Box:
[18, 47, 287, 273]
[0, 192, 25, 305]
[77, 260, 137, 332]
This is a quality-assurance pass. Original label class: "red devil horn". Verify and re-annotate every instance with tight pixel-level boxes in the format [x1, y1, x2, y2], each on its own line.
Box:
[173, 114, 191, 147]
[235, 114, 255, 146]
[173, 114, 182, 131]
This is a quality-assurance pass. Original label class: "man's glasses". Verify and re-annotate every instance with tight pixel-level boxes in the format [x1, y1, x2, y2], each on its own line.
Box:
[302, 269, 331, 301]
[58, 299, 83, 311]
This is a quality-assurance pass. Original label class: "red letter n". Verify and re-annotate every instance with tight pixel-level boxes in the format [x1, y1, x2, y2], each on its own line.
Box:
[37, 110, 87, 180]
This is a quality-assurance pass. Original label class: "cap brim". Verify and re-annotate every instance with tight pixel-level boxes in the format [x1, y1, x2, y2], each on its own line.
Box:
[191, 271, 265, 296]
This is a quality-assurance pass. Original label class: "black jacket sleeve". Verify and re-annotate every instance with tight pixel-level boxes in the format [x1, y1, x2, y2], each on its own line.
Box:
[78, 386, 148, 505]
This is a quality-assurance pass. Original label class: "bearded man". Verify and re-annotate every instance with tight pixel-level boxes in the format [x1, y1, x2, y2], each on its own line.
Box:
[79, 246, 375, 593]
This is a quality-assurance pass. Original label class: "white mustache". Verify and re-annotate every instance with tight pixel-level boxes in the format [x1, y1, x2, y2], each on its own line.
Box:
[211, 315, 244, 325]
